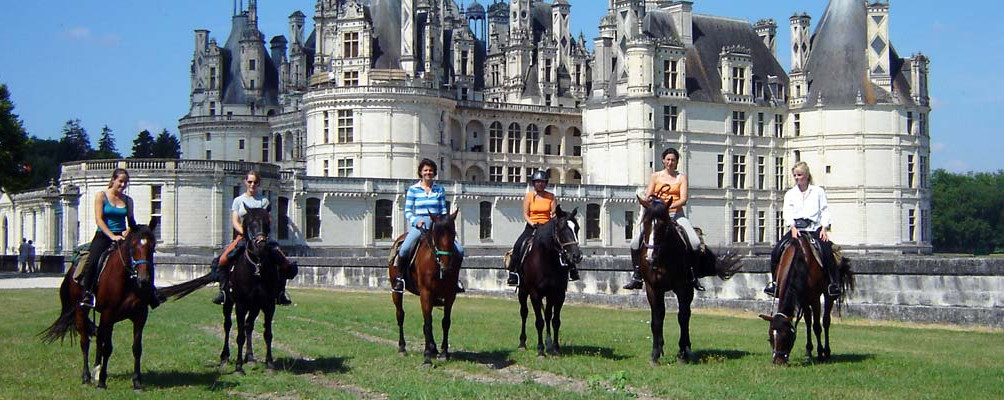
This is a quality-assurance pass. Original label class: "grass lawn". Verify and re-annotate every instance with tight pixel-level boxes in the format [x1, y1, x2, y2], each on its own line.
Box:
[1, 287, 1001, 399]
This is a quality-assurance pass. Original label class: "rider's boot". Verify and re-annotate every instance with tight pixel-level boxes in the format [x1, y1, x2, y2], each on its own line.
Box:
[79, 264, 96, 308]
[506, 255, 520, 286]
[568, 265, 581, 281]
[211, 257, 229, 305]
[622, 248, 644, 290]
[391, 256, 405, 293]
[276, 260, 295, 305]
[689, 265, 705, 291]
[826, 258, 843, 297]
[763, 281, 778, 297]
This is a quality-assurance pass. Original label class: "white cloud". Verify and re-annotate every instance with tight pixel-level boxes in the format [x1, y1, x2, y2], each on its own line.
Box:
[931, 142, 946, 153]
[946, 159, 969, 173]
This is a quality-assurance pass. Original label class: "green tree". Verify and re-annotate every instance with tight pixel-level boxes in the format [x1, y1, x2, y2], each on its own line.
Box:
[152, 129, 181, 158]
[0, 84, 31, 192]
[131, 129, 154, 158]
[94, 125, 121, 159]
[59, 119, 92, 161]
[931, 169, 1004, 254]
[22, 137, 65, 189]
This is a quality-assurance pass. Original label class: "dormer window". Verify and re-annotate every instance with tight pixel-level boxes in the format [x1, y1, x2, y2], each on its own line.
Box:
[664, 59, 679, 89]
[343, 32, 359, 58]
[732, 67, 746, 95]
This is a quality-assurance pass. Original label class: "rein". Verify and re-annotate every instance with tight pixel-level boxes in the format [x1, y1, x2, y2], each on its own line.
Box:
[423, 224, 455, 278]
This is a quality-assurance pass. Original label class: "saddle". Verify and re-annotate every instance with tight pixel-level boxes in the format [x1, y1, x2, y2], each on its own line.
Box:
[72, 242, 117, 288]
[502, 232, 537, 272]
[389, 234, 422, 293]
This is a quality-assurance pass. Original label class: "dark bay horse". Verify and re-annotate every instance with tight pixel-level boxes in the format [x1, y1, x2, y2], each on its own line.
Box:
[759, 234, 854, 365]
[221, 208, 280, 373]
[389, 210, 463, 366]
[517, 206, 583, 356]
[41, 222, 159, 390]
[636, 197, 742, 365]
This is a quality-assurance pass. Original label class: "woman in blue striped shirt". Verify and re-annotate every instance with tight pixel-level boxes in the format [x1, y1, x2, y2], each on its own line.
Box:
[392, 159, 465, 293]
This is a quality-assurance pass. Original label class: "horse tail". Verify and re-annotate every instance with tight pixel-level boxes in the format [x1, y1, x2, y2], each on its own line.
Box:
[708, 248, 743, 280]
[39, 275, 80, 344]
[833, 256, 855, 315]
[158, 272, 215, 300]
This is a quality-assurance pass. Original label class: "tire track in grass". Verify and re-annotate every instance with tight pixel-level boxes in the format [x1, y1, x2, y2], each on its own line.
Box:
[197, 325, 389, 399]
[289, 315, 664, 398]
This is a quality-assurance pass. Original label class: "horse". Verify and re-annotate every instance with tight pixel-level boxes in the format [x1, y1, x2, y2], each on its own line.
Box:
[389, 210, 463, 366]
[636, 196, 742, 365]
[759, 234, 854, 365]
[516, 206, 583, 357]
[41, 221, 159, 390]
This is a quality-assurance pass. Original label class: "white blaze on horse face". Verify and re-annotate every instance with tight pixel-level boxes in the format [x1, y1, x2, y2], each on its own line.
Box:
[566, 220, 579, 242]
[140, 238, 148, 246]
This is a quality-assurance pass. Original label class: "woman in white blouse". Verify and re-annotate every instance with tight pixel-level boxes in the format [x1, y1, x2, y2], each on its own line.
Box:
[764, 161, 842, 297]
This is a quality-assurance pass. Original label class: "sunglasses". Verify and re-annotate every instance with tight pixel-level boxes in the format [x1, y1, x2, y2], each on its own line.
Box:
[246, 180, 259, 184]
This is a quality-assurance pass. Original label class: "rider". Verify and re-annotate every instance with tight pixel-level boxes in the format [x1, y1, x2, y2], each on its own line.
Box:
[79, 168, 162, 309]
[506, 170, 580, 286]
[392, 159, 465, 293]
[210, 170, 297, 305]
[764, 161, 842, 297]
[623, 148, 704, 291]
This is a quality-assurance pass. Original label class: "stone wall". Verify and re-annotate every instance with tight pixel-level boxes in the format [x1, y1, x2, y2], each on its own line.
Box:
[149, 253, 1004, 328]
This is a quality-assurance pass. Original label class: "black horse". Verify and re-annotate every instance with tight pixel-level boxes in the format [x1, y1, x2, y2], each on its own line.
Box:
[636, 197, 742, 365]
[41, 222, 159, 390]
[759, 235, 854, 364]
[516, 206, 583, 356]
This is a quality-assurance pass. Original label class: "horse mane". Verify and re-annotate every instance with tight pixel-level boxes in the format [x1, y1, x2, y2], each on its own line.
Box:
[533, 217, 559, 247]
[778, 239, 810, 313]
[125, 224, 155, 243]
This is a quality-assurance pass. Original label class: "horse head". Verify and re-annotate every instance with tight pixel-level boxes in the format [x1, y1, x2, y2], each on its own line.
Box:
[123, 218, 158, 287]
[428, 209, 460, 271]
[637, 195, 675, 265]
[552, 206, 583, 266]
[242, 208, 272, 257]
[759, 312, 796, 365]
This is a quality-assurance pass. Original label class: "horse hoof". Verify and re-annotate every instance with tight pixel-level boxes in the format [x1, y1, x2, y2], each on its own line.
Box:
[650, 360, 660, 367]
[398, 350, 407, 357]
[266, 362, 277, 370]
[421, 361, 434, 368]
[518, 344, 527, 350]
[96, 383, 107, 390]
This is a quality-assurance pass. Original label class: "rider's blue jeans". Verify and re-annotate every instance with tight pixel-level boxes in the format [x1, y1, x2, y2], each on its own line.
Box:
[398, 216, 465, 258]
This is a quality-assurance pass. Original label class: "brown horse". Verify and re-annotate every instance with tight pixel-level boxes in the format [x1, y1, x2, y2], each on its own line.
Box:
[389, 210, 462, 366]
[517, 206, 583, 356]
[759, 234, 854, 365]
[637, 197, 742, 365]
[41, 221, 159, 390]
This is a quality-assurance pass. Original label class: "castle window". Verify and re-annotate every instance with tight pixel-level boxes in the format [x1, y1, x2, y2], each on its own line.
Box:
[732, 67, 746, 95]
[205, 132, 211, 141]
[507, 167, 521, 183]
[337, 110, 353, 143]
[249, 59, 256, 71]
[664, 59, 678, 89]
[209, 102, 216, 116]
[525, 124, 540, 154]
[489, 122, 503, 152]
[507, 123, 521, 153]
[919, 113, 928, 136]
[250, 80, 255, 90]
[907, 155, 915, 188]
[343, 71, 359, 87]
[757, 210, 767, 243]
[210, 67, 217, 89]
[732, 155, 746, 189]
[793, 113, 801, 136]
[921, 210, 931, 242]
[545, 94, 552, 107]
[151, 186, 162, 240]
[757, 112, 765, 136]
[776, 211, 785, 241]
[757, 156, 766, 190]
[277, 197, 290, 240]
[323, 160, 329, 177]
[305, 198, 321, 239]
[239, 139, 245, 150]
[733, 209, 747, 243]
[343, 32, 359, 58]
[489, 166, 503, 182]
[479, 201, 492, 239]
[732, 111, 746, 135]
[717, 154, 725, 188]
[323, 111, 329, 143]
[461, 51, 469, 75]
[586, 203, 601, 240]
[575, 64, 582, 86]
[206, 150, 212, 160]
[375, 199, 393, 240]
[261, 136, 269, 162]
[920, 156, 928, 188]
[775, 157, 785, 190]
[545, 59, 552, 83]
[774, 114, 784, 137]
[663, 106, 679, 131]
[907, 111, 914, 134]
[908, 209, 917, 242]
[337, 158, 353, 177]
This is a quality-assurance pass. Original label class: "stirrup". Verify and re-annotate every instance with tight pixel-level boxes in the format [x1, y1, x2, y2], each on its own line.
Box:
[277, 291, 293, 305]
[763, 282, 777, 298]
[391, 277, 405, 294]
[211, 289, 226, 305]
[506, 272, 520, 287]
[691, 278, 705, 291]
[827, 284, 843, 297]
[569, 268, 580, 282]
[622, 277, 643, 290]
[80, 291, 96, 308]
[456, 281, 466, 294]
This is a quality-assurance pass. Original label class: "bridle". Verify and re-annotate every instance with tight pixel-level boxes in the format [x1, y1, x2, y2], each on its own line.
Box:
[423, 222, 455, 276]
[551, 217, 580, 267]
[115, 232, 155, 286]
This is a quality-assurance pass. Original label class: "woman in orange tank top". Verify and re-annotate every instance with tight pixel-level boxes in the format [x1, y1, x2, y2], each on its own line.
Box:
[506, 170, 580, 286]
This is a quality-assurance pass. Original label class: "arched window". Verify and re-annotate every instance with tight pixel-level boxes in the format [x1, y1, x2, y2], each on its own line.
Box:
[277, 197, 290, 240]
[375, 199, 393, 240]
[489, 122, 503, 152]
[507, 123, 522, 153]
[525, 124, 539, 154]
[306, 198, 321, 239]
[586, 203, 601, 240]
[274, 134, 283, 162]
[479, 201, 493, 239]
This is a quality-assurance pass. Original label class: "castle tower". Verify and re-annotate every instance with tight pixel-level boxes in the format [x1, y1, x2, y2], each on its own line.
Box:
[754, 18, 778, 57]
[867, 1, 892, 91]
[790, 13, 811, 71]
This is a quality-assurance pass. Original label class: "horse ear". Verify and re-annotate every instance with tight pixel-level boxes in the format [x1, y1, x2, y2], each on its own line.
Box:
[758, 314, 772, 322]
[449, 208, 459, 221]
[637, 195, 650, 209]
[569, 207, 578, 219]
[555, 204, 564, 214]
[148, 217, 158, 232]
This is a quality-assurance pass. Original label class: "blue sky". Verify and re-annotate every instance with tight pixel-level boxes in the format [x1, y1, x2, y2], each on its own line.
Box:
[0, 1, 1000, 173]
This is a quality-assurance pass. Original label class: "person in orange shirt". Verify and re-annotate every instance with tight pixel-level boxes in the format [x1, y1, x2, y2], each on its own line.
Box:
[505, 170, 580, 286]
[623, 148, 704, 290]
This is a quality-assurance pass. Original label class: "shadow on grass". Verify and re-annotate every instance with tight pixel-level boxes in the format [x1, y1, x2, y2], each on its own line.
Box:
[823, 353, 873, 364]
[274, 356, 351, 375]
[140, 369, 233, 390]
[560, 345, 630, 360]
[451, 349, 516, 369]
[693, 348, 751, 363]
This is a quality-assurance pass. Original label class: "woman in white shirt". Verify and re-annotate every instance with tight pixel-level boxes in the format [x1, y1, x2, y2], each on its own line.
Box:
[763, 161, 842, 297]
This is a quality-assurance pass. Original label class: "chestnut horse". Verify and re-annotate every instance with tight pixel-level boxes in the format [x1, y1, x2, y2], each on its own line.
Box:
[637, 197, 742, 365]
[759, 234, 854, 364]
[389, 210, 463, 365]
[516, 206, 583, 356]
[41, 222, 159, 390]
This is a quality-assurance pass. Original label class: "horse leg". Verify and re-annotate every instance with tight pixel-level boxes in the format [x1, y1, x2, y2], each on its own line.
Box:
[245, 307, 260, 363]
[220, 300, 233, 367]
[543, 300, 554, 354]
[393, 291, 406, 354]
[440, 298, 453, 361]
[822, 296, 834, 360]
[550, 293, 565, 355]
[804, 309, 815, 362]
[813, 300, 825, 362]
[75, 308, 92, 384]
[131, 311, 148, 390]
[675, 286, 695, 363]
[96, 318, 114, 389]
[234, 304, 248, 374]
[264, 304, 276, 370]
[644, 286, 665, 366]
[530, 293, 546, 357]
[518, 289, 529, 350]
[420, 294, 437, 366]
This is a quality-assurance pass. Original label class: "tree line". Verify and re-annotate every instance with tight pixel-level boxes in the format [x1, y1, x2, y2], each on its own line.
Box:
[931, 169, 1004, 254]
[0, 83, 181, 192]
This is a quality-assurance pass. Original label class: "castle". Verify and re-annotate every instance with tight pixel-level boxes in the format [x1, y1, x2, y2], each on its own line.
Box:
[1, 0, 931, 258]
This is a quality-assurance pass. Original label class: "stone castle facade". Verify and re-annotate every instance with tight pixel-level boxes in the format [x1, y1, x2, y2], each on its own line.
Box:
[1, 0, 931, 257]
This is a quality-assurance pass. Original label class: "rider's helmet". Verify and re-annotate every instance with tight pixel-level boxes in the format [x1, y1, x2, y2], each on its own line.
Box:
[530, 170, 549, 183]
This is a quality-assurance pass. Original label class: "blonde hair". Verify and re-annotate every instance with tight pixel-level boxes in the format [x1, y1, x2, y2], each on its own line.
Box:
[246, 170, 262, 183]
[791, 161, 813, 185]
[107, 168, 130, 188]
